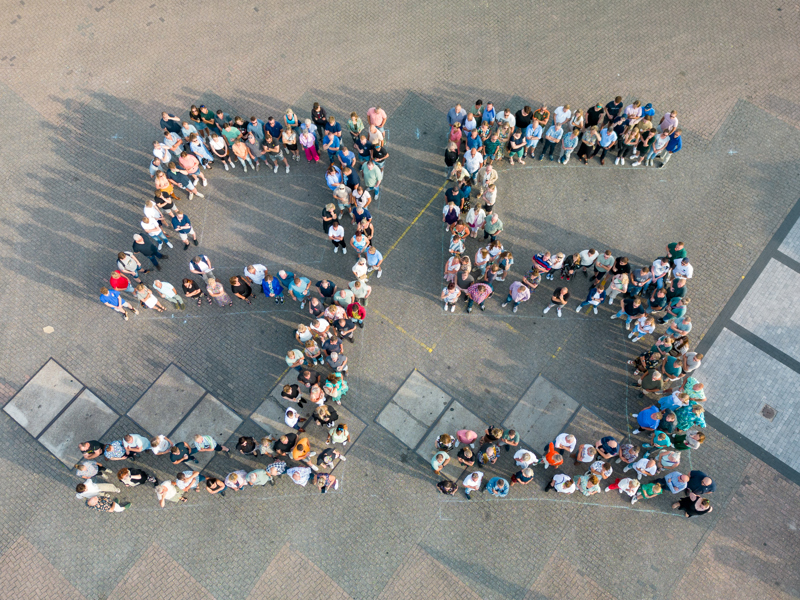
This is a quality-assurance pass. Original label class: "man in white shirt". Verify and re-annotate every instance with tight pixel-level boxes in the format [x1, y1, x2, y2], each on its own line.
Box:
[553, 433, 576, 454]
[175, 470, 204, 492]
[123, 434, 151, 460]
[244, 264, 268, 296]
[75, 479, 120, 499]
[672, 258, 693, 280]
[153, 280, 185, 309]
[624, 458, 657, 480]
[152, 140, 171, 164]
[495, 108, 516, 130]
[141, 217, 173, 249]
[546, 473, 575, 494]
[463, 148, 483, 177]
[150, 434, 172, 456]
[651, 258, 671, 290]
[554, 105, 572, 126]
[579, 249, 599, 277]
[513, 450, 538, 468]
[463, 471, 483, 499]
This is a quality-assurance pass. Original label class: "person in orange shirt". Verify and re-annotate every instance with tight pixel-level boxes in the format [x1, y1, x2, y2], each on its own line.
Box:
[542, 442, 564, 470]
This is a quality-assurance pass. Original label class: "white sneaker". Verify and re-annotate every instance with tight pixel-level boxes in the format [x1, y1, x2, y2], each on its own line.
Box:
[339, 455, 347, 461]
[575, 305, 581, 312]
[620, 158, 625, 165]
[502, 302, 509, 307]
[194, 191, 204, 198]
[285, 165, 290, 173]
[626, 322, 631, 330]
[469, 443, 474, 449]
[273, 164, 279, 173]
[242, 166, 247, 173]
[443, 303, 448, 311]
[334, 247, 339, 253]
[610, 315, 618, 319]
[308, 451, 316, 457]
[632, 161, 641, 167]
[450, 305, 455, 312]
[557, 308, 562, 318]
[334, 479, 339, 490]
[202, 179, 207, 186]
[224, 163, 229, 171]
[615, 157, 620, 165]
[188, 193, 195, 200]
[631, 496, 638, 504]
[166, 241, 174, 249]
[311, 465, 319, 471]
[255, 162, 260, 171]
[542, 306, 551, 314]
[342, 248, 347, 254]
[230, 162, 235, 168]
[593, 306, 598, 314]
[377, 270, 382, 278]
[632, 429, 640, 434]
[605, 487, 612, 492]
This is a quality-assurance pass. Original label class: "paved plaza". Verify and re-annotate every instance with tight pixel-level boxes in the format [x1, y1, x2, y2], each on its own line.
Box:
[1, 1, 800, 598]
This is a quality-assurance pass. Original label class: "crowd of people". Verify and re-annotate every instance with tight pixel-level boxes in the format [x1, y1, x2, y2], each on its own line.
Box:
[87, 102, 394, 510]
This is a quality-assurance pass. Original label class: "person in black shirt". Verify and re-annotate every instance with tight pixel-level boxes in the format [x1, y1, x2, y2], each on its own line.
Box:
[457, 446, 475, 466]
[686, 470, 716, 496]
[297, 369, 321, 389]
[315, 279, 337, 306]
[335, 317, 356, 342]
[322, 203, 338, 234]
[78, 440, 104, 460]
[543, 287, 570, 317]
[118, 467, 158, 488]
[456, 268, 475, 296]
[132, 234, 167, 270]
[608, 257, 631, 281]
[317, 447, 344, 469]
[322, 336, 343, 356]
[229, 276, 253, 305]
[604, 96, 623, 124]
[514, 106, 533, 131]
[236, 436, 260, 456]
[169, 442, 199, 465]
[183, 278, 211, 306]
[306, 297, 325, 318]
[273, 433, 298, 456]
[371, 140, 388, 169]
[586, 102, 604, 129]
[311, 102, 327, 142]
[282, 383, 307, 407]
[612, 297, 645, 329]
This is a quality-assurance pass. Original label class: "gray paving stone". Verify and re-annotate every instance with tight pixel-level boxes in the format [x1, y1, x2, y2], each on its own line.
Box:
[126, 365, 206, 436]
[415, 400, 487, 481]
[703, 327, 800, 471]
[778, 216, 800, 263]
[3, 360, 83, 438]
[376, 370, 451, 449]
[732, 258, 800, 362]
[502, 375, 580, 452]
[169, 394, 243, 470]
[38, 388, 117, 467]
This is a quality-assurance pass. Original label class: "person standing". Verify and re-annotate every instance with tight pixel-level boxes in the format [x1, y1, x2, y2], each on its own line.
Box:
[559, 127, 580, 164]
[99, 287, 139, 321]
[189, 254, 214, 282]
[117, 467, 158, 488]
[170, 210, 198, 250]
[153, 280, 185, 310]
[545, 473, 575, 494]
[542, 287, 570, 318]
[361, 159, 383, 200]
[539, 122, 563, 161]
[660, 129, 682, 168]
[591, 125, 617, 165]
[501, 280, 531, 313]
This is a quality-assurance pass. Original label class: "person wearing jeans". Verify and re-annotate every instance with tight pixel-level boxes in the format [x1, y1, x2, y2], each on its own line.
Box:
[539, 123, 563, 161]
[611, 297, 645, 330]
[644, 131, 671, 167]
[591, 126, 617, 165]
[361, 159, 383, 200]
[140, 217, 173, 249]
[559, 127, 580, 164]
[132, 234, 166, 270]
[501, 280, 531, 313]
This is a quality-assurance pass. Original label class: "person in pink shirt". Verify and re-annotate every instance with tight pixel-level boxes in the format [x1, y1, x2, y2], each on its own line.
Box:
[367, 106, 387, 134]
[456, 429, 478, 449]
[178, 151, 207, 188]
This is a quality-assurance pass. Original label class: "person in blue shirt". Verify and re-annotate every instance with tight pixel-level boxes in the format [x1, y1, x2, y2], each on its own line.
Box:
[631, 405, 662, 435]
[539, 123, 563, 161]
[99, 286, 138, 320]
[324, 116, 342, 139]
[337, 147, 355, 170]
[323, 132, 341, 163]
[247, 116, 265, 142]
[486, 477, 509, 498]
[465, 129, 482, 151]
[366, 246, 383, 278]
[524, 121, 543, 158]
[264, 116, 283, 140]
[171, 210, 198, 250]
[660, 129, 682, 168]
[447, 104, 468, 127]
[288, 276, 311, 309]
[481, 102, 496, 125]
[262, 274, 284, 304]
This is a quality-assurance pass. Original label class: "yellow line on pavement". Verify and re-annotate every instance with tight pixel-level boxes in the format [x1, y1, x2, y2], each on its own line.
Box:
[384, 181, 447, 260]
[372, 308, 434, 353]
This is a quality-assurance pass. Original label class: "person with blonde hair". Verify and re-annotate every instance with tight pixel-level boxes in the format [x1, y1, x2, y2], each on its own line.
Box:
[135, 283, 166, 312]
[578, 473, 601, 496]
[206, 277, 232, 307]
[606, 273, 629, 305]
[435, 434, 455, 452]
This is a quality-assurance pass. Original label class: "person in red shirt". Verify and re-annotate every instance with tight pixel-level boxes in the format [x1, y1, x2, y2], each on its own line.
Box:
[346, 301, 366, 328]
[109, 270, 134, 294]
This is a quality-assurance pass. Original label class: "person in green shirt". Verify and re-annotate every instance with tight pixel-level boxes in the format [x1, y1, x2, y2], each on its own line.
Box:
[666, 241, 687, 262]
[361, 159, 384, 199]
[502, 429, 520, 452]
[484, 132, 502, 161]
[221, 123, 242, 146]
[483, 214, 503, 242]
[346, 112, 365, 144]
[631, 482, 662, 504]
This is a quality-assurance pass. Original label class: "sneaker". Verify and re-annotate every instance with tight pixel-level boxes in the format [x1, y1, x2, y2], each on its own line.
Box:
[342, 248, 347, 254]
[224, 163, 229, 171]
[230, 162, 235, 168]
[166, 241, 174, 249]
[286, 165, 290, 173]
[621, 158, 625, 165]
[242, 166, 247, 173]
[501, 302, 508, 307]
[310, 465, 319, 472]
[275, 297, 280, 304]
[273, 164, 279, 173]
[334, 247, 339, 253]
[575, 305, 582, 312]
[280, 297, 284, 304]
[308, 451, 317, 457]
[557, 308, 562, 317]
[339, 455, 347, 461]
[188, 193, 195, 200]
[192, 238, 198, 246]
[632, 161, 641, 167]
[334, 480, 339, 490]
[632, 429, 640, 435]
[615, 458, 621, 463]
[542, 306, 551, 314]
[615, 157, 620, 165]
[202, 179, 208, 186]
[377, 270, 382, 278]
[450, 305, 455, 312]
[123, 312, 129, 321]
[513, 305, 518, 313]
[300, 301, 305, 309]
[443, 303, 448, 311]
[255, 162, 260, 171]
[194, 191, 204, 198]
[604, 487, 612, 492]
[593, 307, 598, 314]
[631, 496, 639, 504]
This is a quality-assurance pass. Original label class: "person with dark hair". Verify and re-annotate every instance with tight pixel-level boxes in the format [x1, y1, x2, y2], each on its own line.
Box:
[673, 496, 712, 518]
[117, 468, 157, 488]
[236, 436, 260, 457]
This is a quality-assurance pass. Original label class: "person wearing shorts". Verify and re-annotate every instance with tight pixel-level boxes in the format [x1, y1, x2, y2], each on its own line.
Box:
[264, 133, 290, 173]
[171, 210, 197, 249]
